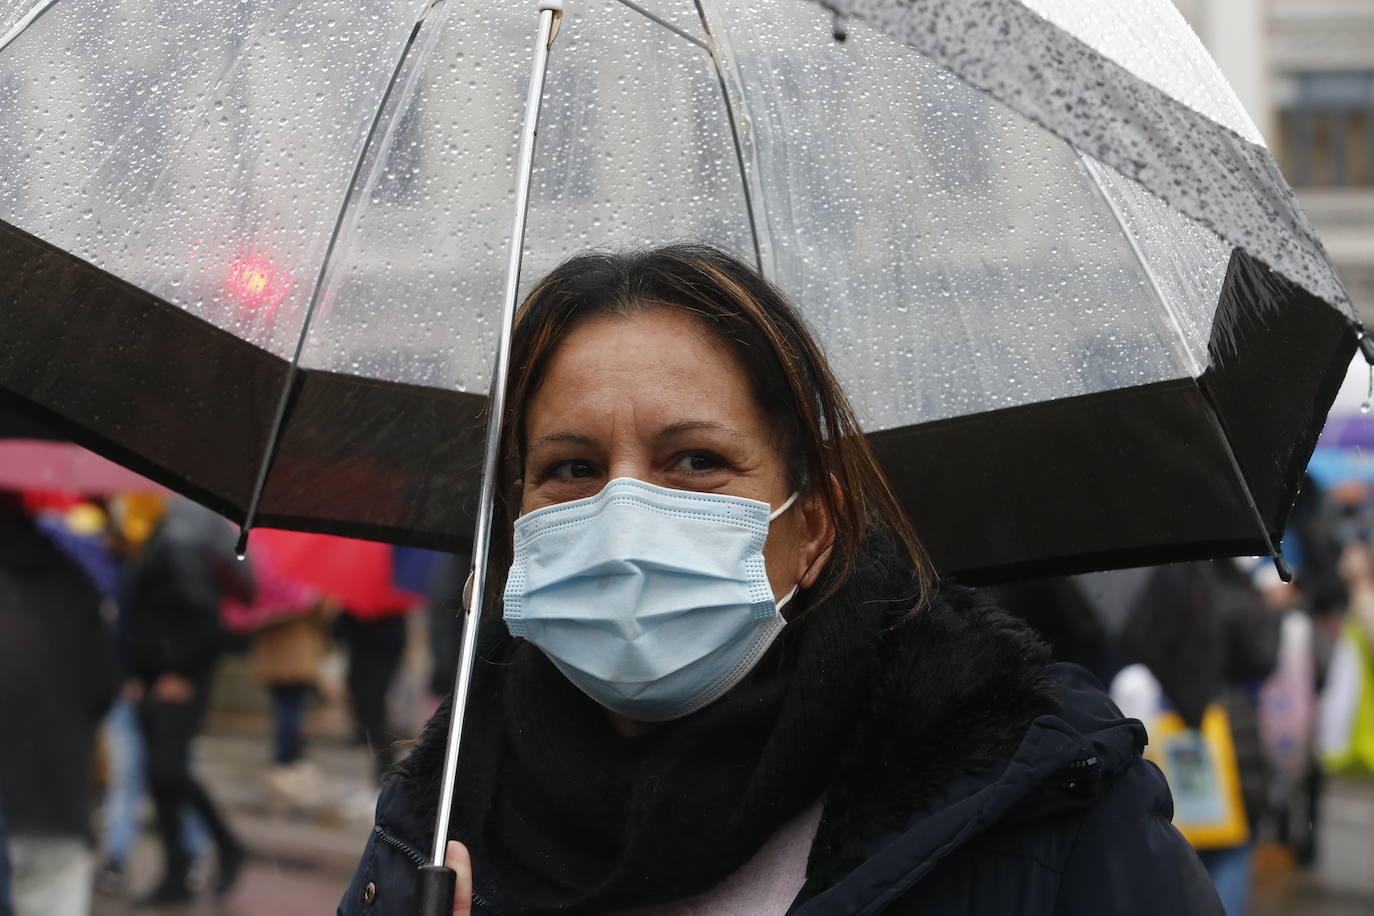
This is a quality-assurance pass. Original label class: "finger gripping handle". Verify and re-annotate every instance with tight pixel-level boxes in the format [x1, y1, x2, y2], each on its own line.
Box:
[417, 864, 457, 916]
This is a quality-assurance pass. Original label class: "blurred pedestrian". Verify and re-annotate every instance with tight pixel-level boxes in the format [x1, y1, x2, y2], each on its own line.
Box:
[1115, 560, 1280, 916]
[121, 499, 252, 904]
[341, 245, 1223, 915]
[235, 531, 422, 782]
[96, 493, 209, 894]
[254, 606, 332, 805]
[1318, 536, 1374, 780]
[1287, 474, 1348, 618]
[220, 543, 334, 808]
[337, 608, 412, 781]
[1339, 536, 1374, 647]
[424, 553, 469, 703]
[1285, 490, 1374, 863]
[0, 492, 116, 916]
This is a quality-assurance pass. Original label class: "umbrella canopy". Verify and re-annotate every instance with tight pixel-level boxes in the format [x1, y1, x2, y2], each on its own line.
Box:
[0, 404, 164, 495]
[219, 534, 322, 634]
[245, 527, 421, 619]
[0, 0, 1358, 581]
[0, 440, 165, 495]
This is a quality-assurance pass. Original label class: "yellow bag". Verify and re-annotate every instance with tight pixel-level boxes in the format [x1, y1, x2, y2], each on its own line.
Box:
[1145, 704, 1250, 850]
[1318, 619, 1374, 777]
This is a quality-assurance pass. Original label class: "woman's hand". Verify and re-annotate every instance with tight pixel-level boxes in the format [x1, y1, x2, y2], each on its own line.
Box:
[445, 840, 473, 916]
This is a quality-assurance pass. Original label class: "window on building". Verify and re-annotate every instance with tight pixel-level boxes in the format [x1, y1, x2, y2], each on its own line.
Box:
[1275, 71, 1374, 188]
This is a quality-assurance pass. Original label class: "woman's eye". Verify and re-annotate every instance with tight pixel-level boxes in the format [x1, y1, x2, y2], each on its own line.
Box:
[671, 453, 722, 474]
[550, 460, 598, 480]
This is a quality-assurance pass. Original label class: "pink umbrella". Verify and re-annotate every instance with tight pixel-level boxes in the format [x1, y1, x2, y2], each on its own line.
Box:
[220, 543, 322, 635]
[0, 440, 165, 495]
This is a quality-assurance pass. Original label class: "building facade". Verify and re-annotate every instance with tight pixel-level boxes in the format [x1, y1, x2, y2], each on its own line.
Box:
[1178, 0, 1374, 323]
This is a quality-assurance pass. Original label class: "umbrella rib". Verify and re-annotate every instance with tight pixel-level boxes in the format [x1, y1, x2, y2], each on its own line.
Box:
[1073, 147, 1204, 379]
[610, 0, 708, 50]
[692, 0, 766, 276]
[1197, 398, 1290, 579]
[234, 12, 434, 555]
[0, 0, 59, 54]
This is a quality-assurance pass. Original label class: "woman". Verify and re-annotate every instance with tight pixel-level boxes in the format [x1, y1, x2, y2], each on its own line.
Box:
[339, 245, 1222, 915]
[221, 541, 334, 809]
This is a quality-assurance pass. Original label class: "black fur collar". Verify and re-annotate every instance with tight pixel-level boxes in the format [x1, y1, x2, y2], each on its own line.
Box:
[808, 582, 1058, 882]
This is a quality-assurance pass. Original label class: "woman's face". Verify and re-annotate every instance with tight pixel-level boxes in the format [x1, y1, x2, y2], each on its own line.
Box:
[520, 307, 833, 602]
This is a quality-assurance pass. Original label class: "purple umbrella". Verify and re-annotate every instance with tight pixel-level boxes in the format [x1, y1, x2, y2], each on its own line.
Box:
[1319, 357, 1374, 450]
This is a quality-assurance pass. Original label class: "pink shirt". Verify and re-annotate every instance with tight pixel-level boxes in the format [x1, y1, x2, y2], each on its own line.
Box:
[611, 800, 824, 916]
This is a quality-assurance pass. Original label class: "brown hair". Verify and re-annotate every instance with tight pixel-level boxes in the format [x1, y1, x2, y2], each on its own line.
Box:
[493, 244, 932, 608]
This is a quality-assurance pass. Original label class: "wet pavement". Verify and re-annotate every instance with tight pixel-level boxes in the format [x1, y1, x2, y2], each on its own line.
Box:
[92, 731, 378, 916]
[92, 729, 1374, 915]
[1254, 778, 1374, 916]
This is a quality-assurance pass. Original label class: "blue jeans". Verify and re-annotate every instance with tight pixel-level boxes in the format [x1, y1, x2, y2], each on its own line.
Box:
[270, 683, 309, 765]
[100, 697, 209, 866]
[1197, 843, 1252, 916]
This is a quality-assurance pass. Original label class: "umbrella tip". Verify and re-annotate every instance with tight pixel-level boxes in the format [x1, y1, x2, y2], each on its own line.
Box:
[1272, 553, 1292, 584]
[831, 13, 848, 41]
[1352, 325, 1374, 365]
[234, 527, 250, 561]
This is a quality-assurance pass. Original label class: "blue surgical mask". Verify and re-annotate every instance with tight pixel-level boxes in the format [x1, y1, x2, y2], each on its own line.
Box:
[503, 478, 800, 722]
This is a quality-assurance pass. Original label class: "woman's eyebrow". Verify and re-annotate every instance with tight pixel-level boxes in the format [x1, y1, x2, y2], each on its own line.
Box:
[529, 432, 601, 450]
[654, 419, 743, 441]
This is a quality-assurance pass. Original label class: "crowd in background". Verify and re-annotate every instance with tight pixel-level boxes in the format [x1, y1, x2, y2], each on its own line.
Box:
[0, 490, 456, 913]
[989, 472, 1374, 916]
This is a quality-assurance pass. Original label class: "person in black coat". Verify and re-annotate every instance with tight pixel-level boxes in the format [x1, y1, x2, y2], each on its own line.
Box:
[339, 245, 1222, 915]
[121, 498, 253, 903]
[0, 493, 115, 916]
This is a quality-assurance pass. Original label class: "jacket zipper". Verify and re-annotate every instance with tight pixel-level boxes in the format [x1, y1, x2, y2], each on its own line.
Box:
[373, 826, 498, 912]
[375, 825, 427, 868]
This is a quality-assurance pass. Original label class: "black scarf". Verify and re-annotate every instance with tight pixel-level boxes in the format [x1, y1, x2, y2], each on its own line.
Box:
[403, 540, 1057, 913]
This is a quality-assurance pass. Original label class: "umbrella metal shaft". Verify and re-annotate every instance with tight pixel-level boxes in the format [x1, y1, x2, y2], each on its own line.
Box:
[430, 0, 563, 867]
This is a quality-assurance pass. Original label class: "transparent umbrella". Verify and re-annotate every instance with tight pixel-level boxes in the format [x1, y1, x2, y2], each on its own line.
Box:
[0, 0, 1358, 583]
[1, 0, 1362, 899]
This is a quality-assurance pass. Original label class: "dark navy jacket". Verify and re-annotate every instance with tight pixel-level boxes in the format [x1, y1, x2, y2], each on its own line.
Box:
[338, 665, 1221, 915]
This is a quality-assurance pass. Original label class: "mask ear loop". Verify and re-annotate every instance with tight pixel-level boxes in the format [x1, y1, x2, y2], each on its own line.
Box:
[768, 490, 801, 522]
[768, 490, 833, 604]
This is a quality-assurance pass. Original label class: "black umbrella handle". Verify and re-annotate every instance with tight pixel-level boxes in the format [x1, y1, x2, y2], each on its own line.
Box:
[417, 865, 456, 916]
